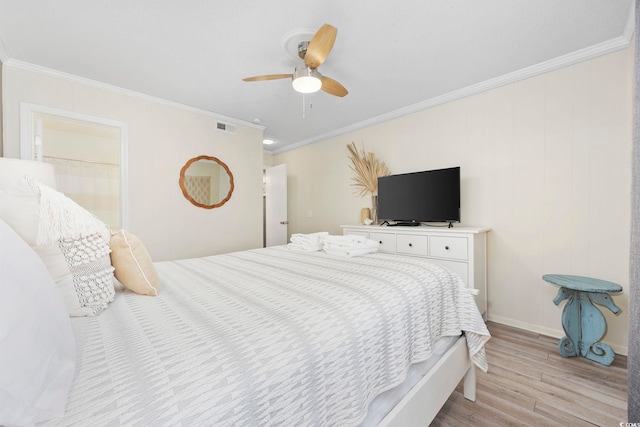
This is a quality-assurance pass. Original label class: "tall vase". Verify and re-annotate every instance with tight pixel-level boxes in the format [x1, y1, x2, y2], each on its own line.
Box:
[370, 194, 378, 224]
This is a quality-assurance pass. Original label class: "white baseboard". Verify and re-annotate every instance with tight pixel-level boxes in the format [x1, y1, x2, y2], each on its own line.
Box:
[487, 314, 628, 357]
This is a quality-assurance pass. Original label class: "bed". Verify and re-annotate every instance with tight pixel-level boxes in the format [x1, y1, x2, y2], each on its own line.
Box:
[0, 160, 490, 426]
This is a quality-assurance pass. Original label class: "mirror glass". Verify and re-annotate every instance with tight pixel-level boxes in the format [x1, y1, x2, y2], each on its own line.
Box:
[179, 155, 234, 209]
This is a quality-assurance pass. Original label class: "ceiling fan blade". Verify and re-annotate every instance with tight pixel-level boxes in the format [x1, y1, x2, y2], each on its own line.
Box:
[321, 76, 348, 97]
[304, 24, 337, 69]
[243, 74, 292, 82]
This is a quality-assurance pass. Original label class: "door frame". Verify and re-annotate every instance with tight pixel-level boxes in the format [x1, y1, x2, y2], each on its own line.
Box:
[19, 102, 129, 228]
[264, 163, 288, 247]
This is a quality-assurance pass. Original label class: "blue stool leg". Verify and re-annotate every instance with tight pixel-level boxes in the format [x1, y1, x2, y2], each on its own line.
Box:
[555, 288, 579, 357]
[582, 293, 619, 366]
[553, 287, 619, 366]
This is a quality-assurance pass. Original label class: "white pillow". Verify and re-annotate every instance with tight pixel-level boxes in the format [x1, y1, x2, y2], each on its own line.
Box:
[0, 218, 76, 425]
[0, 176, 115, 316]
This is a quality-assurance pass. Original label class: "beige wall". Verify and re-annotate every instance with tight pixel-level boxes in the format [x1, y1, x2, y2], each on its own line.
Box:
[275, 47, 633, 353]
[263, 152, 274, 167]
[2, 65, 264, 261]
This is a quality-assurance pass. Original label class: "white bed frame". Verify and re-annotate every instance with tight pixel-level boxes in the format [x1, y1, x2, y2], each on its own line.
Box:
[379, 336, 475, 426]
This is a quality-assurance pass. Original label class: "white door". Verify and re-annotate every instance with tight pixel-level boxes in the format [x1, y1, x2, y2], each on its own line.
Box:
[265, 164, 288, 246]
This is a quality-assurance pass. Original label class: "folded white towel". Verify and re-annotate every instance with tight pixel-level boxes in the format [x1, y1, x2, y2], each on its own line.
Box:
[323, 234, 367, 247]
[290, 231, 329, 245]
[324, 245, 378, 257]
[324, 237, 378, 249]
[287, 242, 323, 252]
[323, 238, 379, 257]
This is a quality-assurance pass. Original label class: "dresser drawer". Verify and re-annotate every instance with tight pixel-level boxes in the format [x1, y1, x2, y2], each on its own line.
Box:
[396, 234, 429, 257]
[341, 224, 488, 317]
[429, 236, 468, 260]
[370, 232, 396, 253]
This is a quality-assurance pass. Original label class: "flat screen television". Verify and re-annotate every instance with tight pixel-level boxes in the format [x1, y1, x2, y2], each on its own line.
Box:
[377, 167, 460, 226]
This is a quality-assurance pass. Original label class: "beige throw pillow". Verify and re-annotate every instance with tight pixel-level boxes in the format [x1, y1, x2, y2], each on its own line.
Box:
[110, 230, 160, 296]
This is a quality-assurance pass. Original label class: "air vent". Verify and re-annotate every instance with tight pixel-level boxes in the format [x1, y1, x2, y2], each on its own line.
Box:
[216, 121, 236, 134]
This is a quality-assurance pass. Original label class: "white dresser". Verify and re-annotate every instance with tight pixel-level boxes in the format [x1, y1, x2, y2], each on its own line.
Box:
[341, 225, 490, 316]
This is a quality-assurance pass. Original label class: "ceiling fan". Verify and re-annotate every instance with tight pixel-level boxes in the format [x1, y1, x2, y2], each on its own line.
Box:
[242, 24, 348, 97]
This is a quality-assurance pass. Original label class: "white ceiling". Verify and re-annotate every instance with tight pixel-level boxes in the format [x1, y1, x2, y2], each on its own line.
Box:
[0, 1, 633, 154]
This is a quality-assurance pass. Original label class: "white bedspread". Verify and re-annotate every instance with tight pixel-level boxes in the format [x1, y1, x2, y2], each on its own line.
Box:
[43, 246, 490, 426]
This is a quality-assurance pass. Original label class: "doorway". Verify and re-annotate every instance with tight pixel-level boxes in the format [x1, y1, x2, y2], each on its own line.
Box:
[20, 103, 128, 229]
[264, 163, 288, 246]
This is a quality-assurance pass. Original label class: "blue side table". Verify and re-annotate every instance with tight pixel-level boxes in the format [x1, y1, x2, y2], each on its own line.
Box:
[542, 274, 622, 366]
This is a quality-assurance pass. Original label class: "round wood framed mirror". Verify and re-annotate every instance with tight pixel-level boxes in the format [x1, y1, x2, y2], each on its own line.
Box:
[179, 155, 234, 209]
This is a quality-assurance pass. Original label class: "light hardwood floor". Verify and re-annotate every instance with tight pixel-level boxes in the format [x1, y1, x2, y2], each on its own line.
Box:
[432, 321, 628, 426]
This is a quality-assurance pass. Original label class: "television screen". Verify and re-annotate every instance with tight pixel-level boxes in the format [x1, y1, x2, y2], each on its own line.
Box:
[377, 167, 460, 224]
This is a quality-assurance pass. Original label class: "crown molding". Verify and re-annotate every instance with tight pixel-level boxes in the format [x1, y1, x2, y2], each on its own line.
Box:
[271, 34, 632, 155]
[3, 59, 265, 131]
[0, 35, 9, 63]
[623, 1, 635, 41]
[3, 25, 631, 156]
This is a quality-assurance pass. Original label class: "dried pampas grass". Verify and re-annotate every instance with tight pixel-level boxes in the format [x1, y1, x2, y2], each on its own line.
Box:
[346, 142, 391, 196]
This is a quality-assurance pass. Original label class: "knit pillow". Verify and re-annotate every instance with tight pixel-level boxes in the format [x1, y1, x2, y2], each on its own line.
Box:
[110, 230, 160, 296]
[0, 176, 115, 316]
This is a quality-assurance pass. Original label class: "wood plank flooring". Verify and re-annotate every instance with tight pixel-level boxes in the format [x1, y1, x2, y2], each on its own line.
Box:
[432, 321, 628, 426]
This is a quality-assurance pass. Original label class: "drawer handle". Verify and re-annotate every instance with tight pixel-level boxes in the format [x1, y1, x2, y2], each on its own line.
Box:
[379, 241, 383, 245]
[445, 246, 450, 250]
[408, 243, 413, 247]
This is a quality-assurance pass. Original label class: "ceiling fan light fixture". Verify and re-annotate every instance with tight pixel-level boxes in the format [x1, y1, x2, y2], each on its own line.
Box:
[292, 64, 322, 94]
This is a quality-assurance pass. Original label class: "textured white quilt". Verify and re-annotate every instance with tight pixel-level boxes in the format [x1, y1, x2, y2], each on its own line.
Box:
[43, 246, 490, 426]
